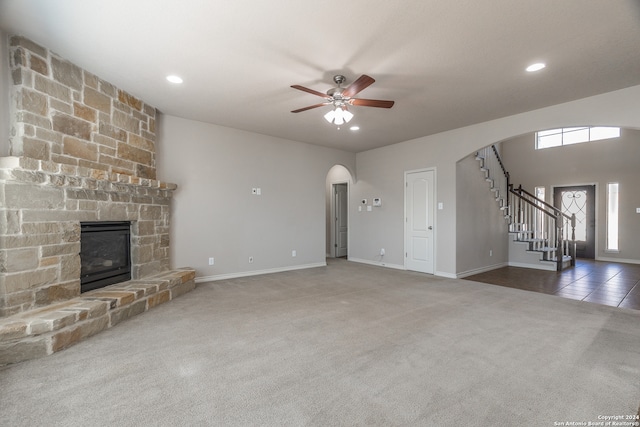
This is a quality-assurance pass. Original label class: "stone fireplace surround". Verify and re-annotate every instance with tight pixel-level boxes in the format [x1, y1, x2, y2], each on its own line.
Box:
[0, 156, 196, 365]
[0, 36, 196, 364]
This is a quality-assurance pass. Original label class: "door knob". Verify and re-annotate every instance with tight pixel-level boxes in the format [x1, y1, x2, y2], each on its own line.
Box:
[428, 226, 433, 230]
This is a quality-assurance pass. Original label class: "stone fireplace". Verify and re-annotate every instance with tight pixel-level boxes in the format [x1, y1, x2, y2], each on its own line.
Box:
[80, 221, 132, 292]
[0, 36, 195, 364]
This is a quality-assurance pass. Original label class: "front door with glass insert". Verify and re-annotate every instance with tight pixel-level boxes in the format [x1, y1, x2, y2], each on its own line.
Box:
[553, 185, 596, 259]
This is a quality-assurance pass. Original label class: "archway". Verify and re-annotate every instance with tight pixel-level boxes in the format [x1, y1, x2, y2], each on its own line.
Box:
[455, 126, 640, 277]
[325, 165, 354, 258]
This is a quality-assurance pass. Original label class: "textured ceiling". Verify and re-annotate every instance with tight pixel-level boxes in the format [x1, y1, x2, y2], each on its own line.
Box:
[2, 0, 640, 152]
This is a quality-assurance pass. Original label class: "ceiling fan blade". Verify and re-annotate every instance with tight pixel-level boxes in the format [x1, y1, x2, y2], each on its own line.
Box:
[291, 85, 329, 99]
[349, 98, 395, 108]
[291, 103, 329, 113]
[342, 75, 375, 98]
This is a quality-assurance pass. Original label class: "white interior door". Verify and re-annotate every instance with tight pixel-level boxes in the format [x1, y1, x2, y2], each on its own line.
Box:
[405, 170, 435, 274]
[334, 183, 348, 257]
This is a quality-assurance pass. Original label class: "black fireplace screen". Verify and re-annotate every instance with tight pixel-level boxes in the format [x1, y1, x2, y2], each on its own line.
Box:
[80, 221, 131, 292]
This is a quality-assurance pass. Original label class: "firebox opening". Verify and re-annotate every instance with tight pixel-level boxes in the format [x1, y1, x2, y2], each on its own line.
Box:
[80, 221, 132, 292]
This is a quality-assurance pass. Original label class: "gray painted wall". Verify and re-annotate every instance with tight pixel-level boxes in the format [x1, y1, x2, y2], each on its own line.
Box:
[456, 151, 509, 276]
[502, 128, 640, 263]
[350, 85, 640, 277]
[156, 114, 355, 279]
[156, 85, 640, 280]
[0, 31, 10, 156]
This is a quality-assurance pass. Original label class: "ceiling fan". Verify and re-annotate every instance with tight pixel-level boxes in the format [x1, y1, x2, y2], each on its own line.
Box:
[291, 74, 394, 124]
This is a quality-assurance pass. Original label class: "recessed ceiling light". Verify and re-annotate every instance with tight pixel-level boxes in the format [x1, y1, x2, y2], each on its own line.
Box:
[166, 75, 183, 84]
[350, 126, 360, 131]
[526, 63, 546, 72]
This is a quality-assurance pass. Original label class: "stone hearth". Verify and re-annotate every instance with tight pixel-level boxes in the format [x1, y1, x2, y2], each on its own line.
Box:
[0, 268, 195, 365]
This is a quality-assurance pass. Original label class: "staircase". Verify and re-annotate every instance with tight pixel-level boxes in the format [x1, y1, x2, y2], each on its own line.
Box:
[476, 146, 575, 271]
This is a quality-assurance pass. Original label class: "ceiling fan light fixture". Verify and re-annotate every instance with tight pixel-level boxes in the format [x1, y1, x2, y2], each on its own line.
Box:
[324, 109, 336, 123]
[291, 74, 394, 123]
[324, 106, 353, 125]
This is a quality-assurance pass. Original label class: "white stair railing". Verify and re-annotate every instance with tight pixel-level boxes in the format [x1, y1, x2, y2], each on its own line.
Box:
[508, 185, 576, 271]
[476, 145, 576, 271]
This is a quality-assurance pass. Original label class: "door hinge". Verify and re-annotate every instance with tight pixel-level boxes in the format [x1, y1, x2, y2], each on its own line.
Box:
[334, 244, 337, 248]
[405, 252, 408, 257]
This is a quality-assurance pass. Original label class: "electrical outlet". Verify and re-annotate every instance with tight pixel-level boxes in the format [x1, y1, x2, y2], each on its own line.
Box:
[208, 257, 215, 265]
[248, 256, 253, 263]
[292, 250, 297, 257]
[489, 249, 493, 257]
[380, 248, 385, 256]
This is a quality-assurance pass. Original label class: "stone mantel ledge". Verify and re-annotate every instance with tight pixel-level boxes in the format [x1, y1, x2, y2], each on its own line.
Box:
[0, 156, 177, 190]
[0, 268, 196, 366]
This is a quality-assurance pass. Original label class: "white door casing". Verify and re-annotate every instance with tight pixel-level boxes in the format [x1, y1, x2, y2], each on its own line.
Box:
[405, 169, 435, 274]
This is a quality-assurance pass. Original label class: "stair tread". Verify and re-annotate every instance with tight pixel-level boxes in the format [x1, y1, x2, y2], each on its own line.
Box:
[549, 255, 572, 260]
[527, 247, 556, 252]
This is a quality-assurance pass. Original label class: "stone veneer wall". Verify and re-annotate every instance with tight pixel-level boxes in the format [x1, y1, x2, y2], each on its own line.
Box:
[8, 36, 157, 179]
[0, 36, 177, 318]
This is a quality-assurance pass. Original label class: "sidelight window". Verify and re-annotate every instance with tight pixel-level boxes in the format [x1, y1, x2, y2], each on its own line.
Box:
[606, 183, 619, 252]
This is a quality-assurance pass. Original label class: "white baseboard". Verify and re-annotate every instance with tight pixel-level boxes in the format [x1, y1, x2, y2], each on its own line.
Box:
[349, 258, 461, 278]
[435, 271, 458, 279]
[195, 262, 327, 283]
[595, 256, 640, 265]
[348, 258, 405, 271]
[455, 262, 508, 278]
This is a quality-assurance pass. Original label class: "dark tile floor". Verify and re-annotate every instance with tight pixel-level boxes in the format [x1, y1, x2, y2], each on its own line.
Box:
[464, 259, 640, 311]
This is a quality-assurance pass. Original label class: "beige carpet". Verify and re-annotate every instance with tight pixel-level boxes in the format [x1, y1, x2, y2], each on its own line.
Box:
[1, 259, 639, 426]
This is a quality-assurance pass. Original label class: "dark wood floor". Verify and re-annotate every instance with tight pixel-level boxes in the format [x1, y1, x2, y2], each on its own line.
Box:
[464, 260, 640, 311]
